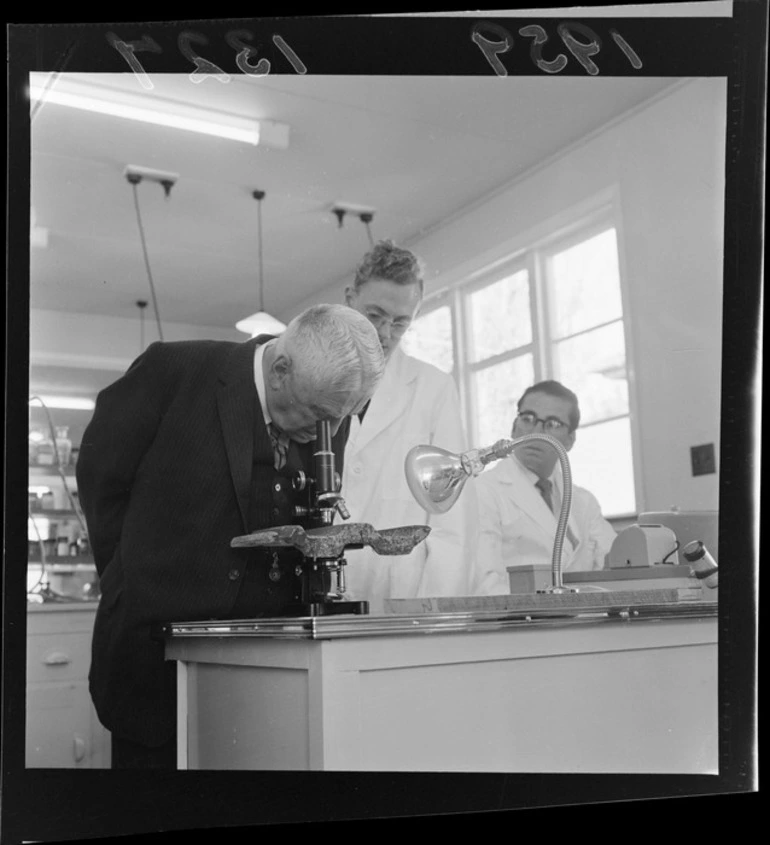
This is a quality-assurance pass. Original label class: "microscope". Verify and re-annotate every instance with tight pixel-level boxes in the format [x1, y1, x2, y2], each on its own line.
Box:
[231, 420, 430, 616]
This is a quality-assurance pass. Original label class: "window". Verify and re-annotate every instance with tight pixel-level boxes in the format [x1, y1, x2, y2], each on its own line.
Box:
[401, 213, 637, 517]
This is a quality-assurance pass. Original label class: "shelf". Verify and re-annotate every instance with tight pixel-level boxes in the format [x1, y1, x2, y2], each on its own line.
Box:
[28, 557, 95, 567]
[29, 465, 77, 477]
[29, 509, 81, 518]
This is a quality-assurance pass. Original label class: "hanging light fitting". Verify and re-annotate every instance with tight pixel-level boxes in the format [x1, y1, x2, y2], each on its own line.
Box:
[236, 190, 287, 337]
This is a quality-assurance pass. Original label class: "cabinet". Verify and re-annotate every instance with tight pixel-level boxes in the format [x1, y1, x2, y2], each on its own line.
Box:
[26, 603, 111, 768]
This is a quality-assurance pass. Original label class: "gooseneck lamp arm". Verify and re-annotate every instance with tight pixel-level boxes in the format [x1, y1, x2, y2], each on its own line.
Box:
[404, 433, 575, 593]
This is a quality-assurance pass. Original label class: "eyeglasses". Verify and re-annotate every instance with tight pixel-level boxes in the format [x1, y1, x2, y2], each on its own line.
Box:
[515, 411, 570, 434]
[364, 310, 412, 337]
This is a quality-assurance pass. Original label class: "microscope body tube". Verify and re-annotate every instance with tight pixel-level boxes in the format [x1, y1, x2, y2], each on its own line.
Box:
[314, 420, 336, 495]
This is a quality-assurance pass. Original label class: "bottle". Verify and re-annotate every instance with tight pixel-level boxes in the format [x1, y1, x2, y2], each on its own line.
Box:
[36, 437, 55, 466]
[682, 540, 718, 589]
[55, 426, 72, 467]
[56, 534, 69, 557]
[68, 523, 81, 557]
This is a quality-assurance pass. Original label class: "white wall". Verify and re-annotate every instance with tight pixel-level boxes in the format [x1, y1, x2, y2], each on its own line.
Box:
[293, 78, 726, 514]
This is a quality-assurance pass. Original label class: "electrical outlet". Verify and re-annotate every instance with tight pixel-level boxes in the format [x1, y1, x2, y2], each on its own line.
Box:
[691, 443, 716, 476]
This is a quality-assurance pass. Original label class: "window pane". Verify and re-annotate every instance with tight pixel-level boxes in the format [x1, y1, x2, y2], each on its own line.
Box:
[547, 228, 622, 339]
[400, 305, 454, 374]
[568, 416, 636, 516]
[467, 270, 531, 363]
[472, 354, 534, 445]
[552, 321, 629, 424]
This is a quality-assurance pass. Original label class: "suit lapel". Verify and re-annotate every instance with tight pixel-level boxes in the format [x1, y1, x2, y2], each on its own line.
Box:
[216, 337, 261, 530]
[348, 348, 417, 457]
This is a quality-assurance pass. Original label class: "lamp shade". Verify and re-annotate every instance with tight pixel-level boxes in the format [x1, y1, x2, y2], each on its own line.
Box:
[235, 310, 287, 337]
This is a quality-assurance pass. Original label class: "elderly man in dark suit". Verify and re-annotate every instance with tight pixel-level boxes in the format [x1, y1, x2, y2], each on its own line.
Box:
[76, 304, 384, 769]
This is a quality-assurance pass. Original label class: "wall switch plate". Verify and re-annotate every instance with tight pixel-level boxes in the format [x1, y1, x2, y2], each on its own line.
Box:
[691, 443, 716, 476]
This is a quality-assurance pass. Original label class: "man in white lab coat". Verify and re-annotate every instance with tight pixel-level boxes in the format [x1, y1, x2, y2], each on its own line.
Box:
[472, 380, 616, 595]
[341, 240, 478, 613]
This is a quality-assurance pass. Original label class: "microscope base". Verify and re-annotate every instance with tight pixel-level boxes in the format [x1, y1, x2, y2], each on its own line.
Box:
[280, 600, 370, 617]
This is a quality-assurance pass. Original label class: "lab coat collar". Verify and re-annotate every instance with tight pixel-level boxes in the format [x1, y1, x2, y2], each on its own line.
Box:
[495, 454, 577, 546]
[346, 347, 419, 456]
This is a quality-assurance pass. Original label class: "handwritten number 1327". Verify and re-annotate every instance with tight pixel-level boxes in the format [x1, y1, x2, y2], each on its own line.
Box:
[471, 21, 643, 76]
[106, 29, 307, 89]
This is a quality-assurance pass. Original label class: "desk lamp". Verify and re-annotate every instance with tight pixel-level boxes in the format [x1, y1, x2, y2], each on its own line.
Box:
[405, 433, 577, 593]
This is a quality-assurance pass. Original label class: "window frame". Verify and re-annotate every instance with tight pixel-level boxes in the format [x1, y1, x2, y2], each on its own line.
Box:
[405, 195, 642, 517]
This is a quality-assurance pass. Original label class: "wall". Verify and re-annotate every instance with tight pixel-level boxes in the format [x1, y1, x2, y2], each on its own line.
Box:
[294, 79, 727, 514]
[30, 308, 243, 373]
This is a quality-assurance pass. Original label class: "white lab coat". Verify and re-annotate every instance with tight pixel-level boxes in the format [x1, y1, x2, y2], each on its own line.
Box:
[341, 348, 478, 614]
[472, 455, 616, 595]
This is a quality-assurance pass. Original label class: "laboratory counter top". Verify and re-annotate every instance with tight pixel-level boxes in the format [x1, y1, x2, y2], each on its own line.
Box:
[165, 597, 717, 641]
[27, 597, 100, 611]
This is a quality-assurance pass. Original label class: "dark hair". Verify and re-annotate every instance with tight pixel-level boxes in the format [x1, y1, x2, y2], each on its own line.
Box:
[353, 239, 424, 294]
[517, 380, 581, 432]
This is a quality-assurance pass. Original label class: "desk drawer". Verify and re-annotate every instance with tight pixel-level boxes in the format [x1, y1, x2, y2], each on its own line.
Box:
[27, 632, 92, 683]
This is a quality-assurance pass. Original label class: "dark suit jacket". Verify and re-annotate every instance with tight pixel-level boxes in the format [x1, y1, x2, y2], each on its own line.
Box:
[76, 337, 350, 746]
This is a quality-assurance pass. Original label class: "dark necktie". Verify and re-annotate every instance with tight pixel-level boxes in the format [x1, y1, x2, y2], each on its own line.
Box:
[535, 478, 579, 548]
[268, 423, 290, 471]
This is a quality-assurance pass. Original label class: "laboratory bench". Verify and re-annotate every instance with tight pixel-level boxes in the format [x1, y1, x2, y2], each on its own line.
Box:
[166, 596, 718, 773]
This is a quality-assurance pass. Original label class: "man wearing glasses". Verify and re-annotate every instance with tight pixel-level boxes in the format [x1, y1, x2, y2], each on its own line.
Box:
[472, 380, 616, 595]
[341, 239, 478, 613]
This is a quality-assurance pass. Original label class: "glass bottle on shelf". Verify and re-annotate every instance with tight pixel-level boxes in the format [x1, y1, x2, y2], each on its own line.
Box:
[36, 436, 55, 466]
[55, 426, 72, 467]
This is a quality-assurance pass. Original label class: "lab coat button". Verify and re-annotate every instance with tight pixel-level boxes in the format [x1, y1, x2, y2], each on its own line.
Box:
[353, 465, 362, 475]
[272, 507, 281, 517]
[228, 569, 241, 581]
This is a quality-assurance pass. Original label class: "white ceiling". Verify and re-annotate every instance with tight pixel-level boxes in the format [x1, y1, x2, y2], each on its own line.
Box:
[30, 73, 680, 330]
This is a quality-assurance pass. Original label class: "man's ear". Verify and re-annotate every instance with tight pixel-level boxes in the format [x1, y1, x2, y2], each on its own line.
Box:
[344, 286, 357, 307]
[267, 353, 291, 390]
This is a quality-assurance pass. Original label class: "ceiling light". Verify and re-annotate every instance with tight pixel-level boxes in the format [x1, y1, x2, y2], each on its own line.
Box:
[235, 311, 289, 337]
[33, 395, 96, 411]
[28, 75, 289, 148]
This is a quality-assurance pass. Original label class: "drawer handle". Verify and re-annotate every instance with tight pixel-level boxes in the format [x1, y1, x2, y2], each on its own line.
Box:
[43, 651, 71, 666]
[73, 735, 86, 762]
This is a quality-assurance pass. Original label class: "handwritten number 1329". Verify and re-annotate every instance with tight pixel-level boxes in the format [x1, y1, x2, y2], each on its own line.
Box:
[106, 29, 307, 89]
[471, 21, 643, 76]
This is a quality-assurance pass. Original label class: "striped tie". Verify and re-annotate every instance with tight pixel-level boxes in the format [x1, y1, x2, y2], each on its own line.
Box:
[268, 423, 290, 471]
[535, 478, 579, 549]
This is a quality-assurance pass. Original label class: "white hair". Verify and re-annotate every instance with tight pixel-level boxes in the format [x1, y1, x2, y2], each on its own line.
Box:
[275, 304, 385, 414]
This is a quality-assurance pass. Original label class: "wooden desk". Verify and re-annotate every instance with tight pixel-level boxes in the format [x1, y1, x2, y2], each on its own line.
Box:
[166, 601, 717, 773]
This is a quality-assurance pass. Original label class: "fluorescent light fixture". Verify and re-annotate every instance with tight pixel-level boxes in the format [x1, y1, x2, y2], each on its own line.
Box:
[235, 311, 287, 338]
[34, 395, 96, 411]
[28, 75, 289, 148]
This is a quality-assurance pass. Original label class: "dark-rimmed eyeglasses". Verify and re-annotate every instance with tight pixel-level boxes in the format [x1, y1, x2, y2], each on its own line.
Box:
[515, 411, 570, 434]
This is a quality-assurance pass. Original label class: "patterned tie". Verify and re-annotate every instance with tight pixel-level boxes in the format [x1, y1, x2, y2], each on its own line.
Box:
[535, 478, 579, 548]
[268, 423, 290, 471]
